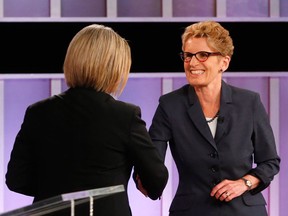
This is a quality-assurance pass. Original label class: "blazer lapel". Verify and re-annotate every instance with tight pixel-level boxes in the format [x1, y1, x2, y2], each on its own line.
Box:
[214, 81, 233, 143]
[186, 86, 217, 150]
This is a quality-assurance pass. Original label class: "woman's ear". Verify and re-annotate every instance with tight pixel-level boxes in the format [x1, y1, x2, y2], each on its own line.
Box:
[221, 56, 231, 72]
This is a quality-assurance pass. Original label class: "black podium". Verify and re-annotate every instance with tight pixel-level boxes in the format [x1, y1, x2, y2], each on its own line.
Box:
[0, 185, 125, 216]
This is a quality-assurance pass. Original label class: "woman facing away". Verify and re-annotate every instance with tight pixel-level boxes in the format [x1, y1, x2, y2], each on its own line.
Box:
[5, 24, 168, 216]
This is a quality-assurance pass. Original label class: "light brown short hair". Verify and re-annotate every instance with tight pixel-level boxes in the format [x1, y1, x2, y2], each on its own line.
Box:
[64, 24, 131, 96]
[182, 21, 234, 58]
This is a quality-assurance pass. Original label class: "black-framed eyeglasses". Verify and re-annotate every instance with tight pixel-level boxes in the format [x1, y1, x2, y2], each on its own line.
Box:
[179, 51, 222, 62]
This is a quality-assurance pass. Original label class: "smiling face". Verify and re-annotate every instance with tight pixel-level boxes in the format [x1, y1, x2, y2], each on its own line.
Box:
[183, 37, 230, 88]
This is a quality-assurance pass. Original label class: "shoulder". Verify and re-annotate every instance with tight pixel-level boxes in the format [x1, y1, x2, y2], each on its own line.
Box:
[106, 99, 143, 129]
[113, 102, 142, 124]
[154, 84, 192, 114]
[27, 95, 60, 112]
[160, 84, 190, 102]
[222, 81, 260, 103]
[230, 84, 259, 96]
[111, 99, 140, 114]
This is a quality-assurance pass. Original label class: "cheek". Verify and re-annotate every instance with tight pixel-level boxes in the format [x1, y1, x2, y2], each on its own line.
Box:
[207, 61, 220, 70]
[183, 62, 190, 70]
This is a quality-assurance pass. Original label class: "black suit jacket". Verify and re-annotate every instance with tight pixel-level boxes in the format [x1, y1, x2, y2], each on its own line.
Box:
[6, 87, 168, 216]
[149, 81, 280, 216]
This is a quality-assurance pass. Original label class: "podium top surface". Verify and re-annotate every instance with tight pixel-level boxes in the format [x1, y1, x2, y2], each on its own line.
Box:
[1, 185, 125, 216]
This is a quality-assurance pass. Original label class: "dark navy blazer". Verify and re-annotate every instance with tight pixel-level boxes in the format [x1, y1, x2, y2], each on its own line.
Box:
[149, 81, 280, 216]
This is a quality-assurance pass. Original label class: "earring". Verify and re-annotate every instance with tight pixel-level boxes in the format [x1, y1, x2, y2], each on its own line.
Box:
[219, 69, 223, 72]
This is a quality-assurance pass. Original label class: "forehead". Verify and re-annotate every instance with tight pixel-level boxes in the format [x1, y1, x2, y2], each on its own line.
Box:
[184, 37, 211, 52]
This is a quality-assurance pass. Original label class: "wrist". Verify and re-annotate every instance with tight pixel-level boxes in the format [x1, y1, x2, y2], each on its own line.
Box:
[241, 177, 253, 190]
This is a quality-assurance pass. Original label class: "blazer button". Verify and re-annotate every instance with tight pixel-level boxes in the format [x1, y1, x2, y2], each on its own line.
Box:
[209, 152, 218, 158]
[210, 166, 219, 173]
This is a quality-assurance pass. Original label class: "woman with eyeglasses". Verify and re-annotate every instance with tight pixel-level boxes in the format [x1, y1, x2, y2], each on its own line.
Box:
[141, 21, 280, 216]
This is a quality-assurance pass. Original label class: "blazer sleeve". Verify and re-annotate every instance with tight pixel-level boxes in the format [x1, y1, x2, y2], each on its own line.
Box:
[249, 93, 280, 194]
[129, 106, 168, 200]
[148, 96, 172, 162]
[5, 106, 37, 196]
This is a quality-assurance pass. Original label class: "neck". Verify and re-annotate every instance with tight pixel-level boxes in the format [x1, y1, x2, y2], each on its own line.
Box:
[194, 83, 221, 118]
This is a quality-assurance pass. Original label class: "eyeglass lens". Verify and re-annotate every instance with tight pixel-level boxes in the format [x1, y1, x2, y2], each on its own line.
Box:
[180, 51, 220, 62]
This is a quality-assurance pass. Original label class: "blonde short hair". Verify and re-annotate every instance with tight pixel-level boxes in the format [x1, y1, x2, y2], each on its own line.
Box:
[64, 24, 131, 96]
[181, 21, 234, 58]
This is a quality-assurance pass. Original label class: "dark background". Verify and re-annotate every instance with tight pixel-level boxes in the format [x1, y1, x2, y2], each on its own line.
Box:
[1, 21, 287, 74]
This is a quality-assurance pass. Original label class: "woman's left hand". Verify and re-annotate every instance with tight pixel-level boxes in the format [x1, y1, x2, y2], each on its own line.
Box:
[210, 179, 247, 202]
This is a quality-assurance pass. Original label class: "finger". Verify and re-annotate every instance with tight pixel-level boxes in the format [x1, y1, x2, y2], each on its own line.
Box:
[224, 191, 231, 201]
[210, 179, 229, 196]
[219, 191, 229, 201]
[218, 190, 227, 199]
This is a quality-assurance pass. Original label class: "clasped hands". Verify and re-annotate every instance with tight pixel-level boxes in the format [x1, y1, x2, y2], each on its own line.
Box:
[135, 174, 148, 197]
